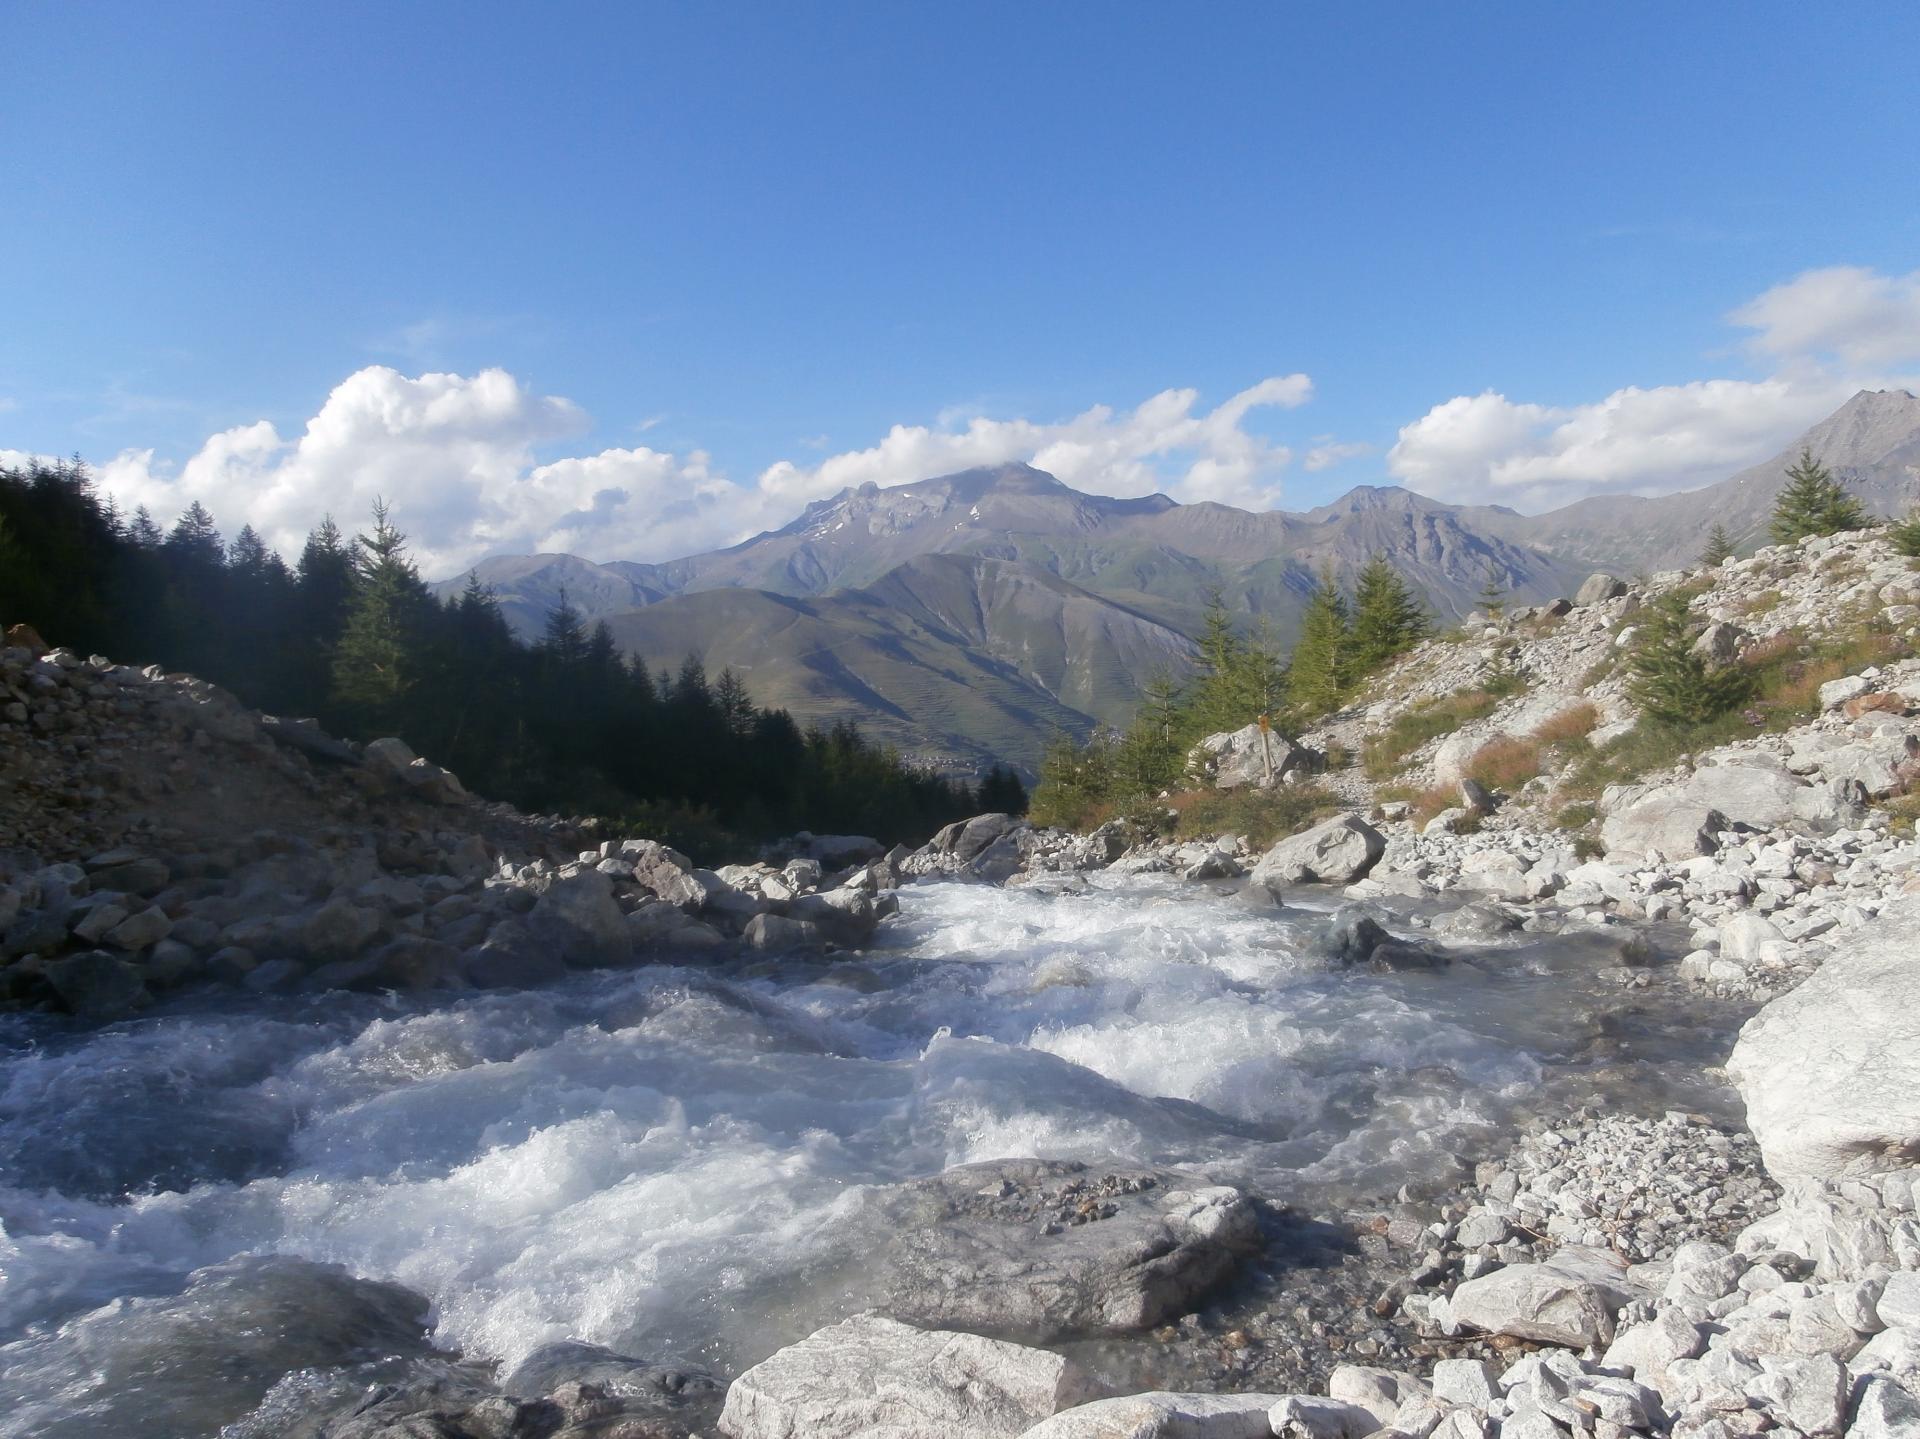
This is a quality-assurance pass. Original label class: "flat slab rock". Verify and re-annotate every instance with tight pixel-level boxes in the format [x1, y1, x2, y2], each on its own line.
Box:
[717, 1314, 1096, 1438]
[855, 1158, 1261, 1342]
[1019, 1391, 1291, 1438]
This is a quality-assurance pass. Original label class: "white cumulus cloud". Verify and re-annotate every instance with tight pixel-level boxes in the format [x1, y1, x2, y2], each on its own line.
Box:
[1731, 265, 1920, 369]
[1386, 264, 1920, 510]
[86, 370, 1328, 575]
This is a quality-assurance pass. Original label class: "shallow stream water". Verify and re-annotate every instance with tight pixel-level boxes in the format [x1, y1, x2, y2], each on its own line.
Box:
[0, 875, 1744, 1436]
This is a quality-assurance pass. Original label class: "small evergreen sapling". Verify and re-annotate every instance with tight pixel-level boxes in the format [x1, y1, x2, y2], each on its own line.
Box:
[1626, 590, 1750, 726]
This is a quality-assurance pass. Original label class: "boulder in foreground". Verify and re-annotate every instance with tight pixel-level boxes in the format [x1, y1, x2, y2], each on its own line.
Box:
[717, 1314, 1095, 1438]
[856, 1158, 1260, 1342]
[1253, 815, 1385, 888]
[1726, 895, 1920, 1181]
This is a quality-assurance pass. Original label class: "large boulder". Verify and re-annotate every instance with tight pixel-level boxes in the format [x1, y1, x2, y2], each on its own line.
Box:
[1726, 897, 1920, 1181]
[717, 1315, 1094, 1438]
[1188, 723, 1308, 790]
[1252, 815, 1384, 889]
[528, 870, 633, 968]
[1575, 573, 1628, 606]
[854, 1159, 1259, 1342]
[1600, 799, 1725, 859]
[1444, 1246, 1632, 1348]
[1680, 757, 1849, 831]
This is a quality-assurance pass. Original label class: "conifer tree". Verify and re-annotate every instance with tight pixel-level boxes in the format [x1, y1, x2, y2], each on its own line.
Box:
[1700, 525, 1735, 568]
[539, 588, 589, 667]
[1350, 554, 1430, 670]
[331, 500, 431, 723]
[1626, 590, 1750, 726]
[165, 501, 224, 569]
[1286, 565, 1352, 719]
[1475, 562, 1507, 619]
[1770, 449, 1869, 544]
[1887, 508, 1920, 559]
[128, 506, 164, 548]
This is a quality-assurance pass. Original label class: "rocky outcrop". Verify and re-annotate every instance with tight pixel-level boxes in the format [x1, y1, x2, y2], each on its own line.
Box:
[1188, 724, 1315, 791]
[1728, 897, 1920, 1181]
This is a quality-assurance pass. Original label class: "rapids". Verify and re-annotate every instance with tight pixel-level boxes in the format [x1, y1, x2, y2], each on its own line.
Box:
[0, 875, 1738, 1437]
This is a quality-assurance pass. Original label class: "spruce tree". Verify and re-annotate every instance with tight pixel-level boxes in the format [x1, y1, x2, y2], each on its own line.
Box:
[1770, 449, 1869, 544]
[1626, 590, 1750, 726]
[1350, 555, 1431, 671]
[539, 588, 589, 666]
[1475, 562, 1507, 619]
[331, 500, 431, 724]
[1887, 507, 1920, 559]
[1286, 565, 1352, 719]
[165, 501, 224, 568]
[1700, 525, 1734, 568]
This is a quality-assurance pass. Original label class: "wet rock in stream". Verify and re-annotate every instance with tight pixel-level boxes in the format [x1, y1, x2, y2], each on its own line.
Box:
[857, 1158, 1262, 1342]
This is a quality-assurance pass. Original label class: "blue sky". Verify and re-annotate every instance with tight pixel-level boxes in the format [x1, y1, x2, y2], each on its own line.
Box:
[4, 2, 1919, 573]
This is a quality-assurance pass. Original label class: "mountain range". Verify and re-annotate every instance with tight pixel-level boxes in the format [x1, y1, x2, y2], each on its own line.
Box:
[435, 389, 1920, 774]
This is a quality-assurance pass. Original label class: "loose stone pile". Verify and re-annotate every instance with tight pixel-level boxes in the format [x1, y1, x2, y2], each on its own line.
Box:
[0, 632, 902, 1018]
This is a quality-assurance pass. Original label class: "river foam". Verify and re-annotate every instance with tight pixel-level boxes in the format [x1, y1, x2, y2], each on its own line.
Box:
[0, 874, 1690, 1436]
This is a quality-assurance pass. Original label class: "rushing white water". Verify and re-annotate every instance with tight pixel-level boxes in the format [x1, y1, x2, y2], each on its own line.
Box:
[0, 875, 1719, 1436]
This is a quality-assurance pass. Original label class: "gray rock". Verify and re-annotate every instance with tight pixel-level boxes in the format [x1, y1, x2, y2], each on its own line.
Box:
[296, 899, 383, 964]
[105, 905, 172, 951]
[743, 913, 826, 952]
[1021, 1392, 1286, 1439]
[1748, 1353, 1848, 1436]
[1326, 1366, 1429, 1427]
[1190, 723, 1307, 791]
[1819, 675, 1872, 711]
[1603, 1307, 1705, 1388]
[1601, 798, 1725, 859]
[41, 950, 150, 1020]
[1445, 1252, 1624, 1348]
[503, 1341, 720, 1409]
[463, 918, 570, 989]
[1875, 1272, 1920, 1329]
[528, 870, 632, 967]
[858, 1159, 1258, 1342]
[1430, 1358, 1498, 1408]
[1575, 573, 1628, 606]
[1727, 896, 1920, 1180]
[1313, 907, 1389, 964]
[1848, 1376, 1920, 1439]
[1269, 1394, 1380, 1439]
[716, 1314, 1095, 1439]
[1253, 815, 1385, 888]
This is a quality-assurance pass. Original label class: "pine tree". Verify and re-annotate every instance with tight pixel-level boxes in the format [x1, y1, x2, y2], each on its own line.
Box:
[331, 500, 431, 723]
[1887, 508, 1920, 559]
[1350, 555, 1431, 671]
[1770, 449, 1869, 544]
[1476, 562, 1507, 619]
[713, 667, 755, 736]
[539, 588, 588, 666]
[1626, 590, 1751, 726]
[1700, 525, 1735, 568]
[165, 501, 224, 568]
[1286, 565, 1352, 719]
[128, 506, 164, 548]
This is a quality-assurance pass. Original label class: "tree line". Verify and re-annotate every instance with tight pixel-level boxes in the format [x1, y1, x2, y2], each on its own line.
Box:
[0, 458, 1021, 855]
[1030, 556, 1431, 826]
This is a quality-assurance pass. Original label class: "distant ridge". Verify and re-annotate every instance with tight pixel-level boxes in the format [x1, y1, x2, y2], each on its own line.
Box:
[430, 391, 1920, 770]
